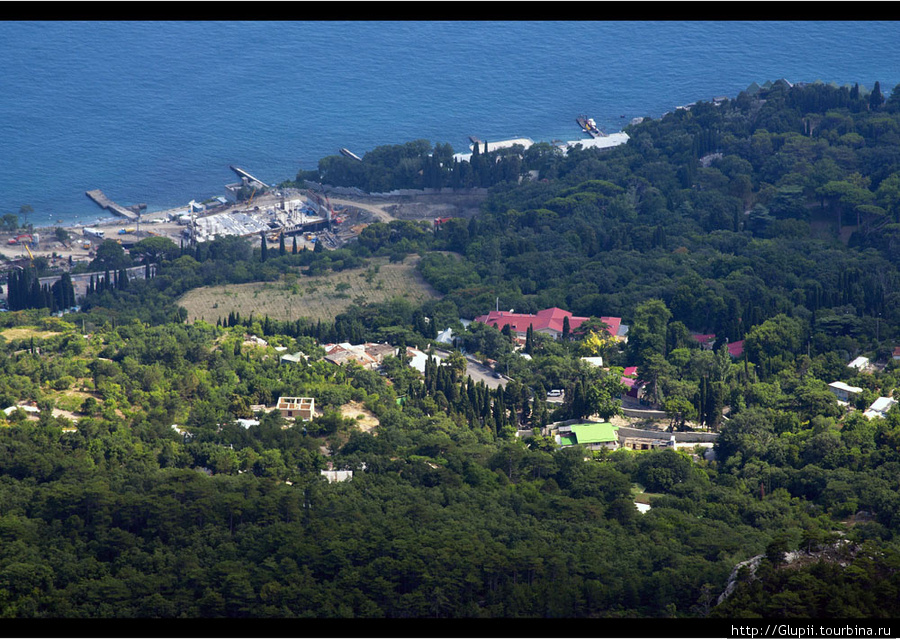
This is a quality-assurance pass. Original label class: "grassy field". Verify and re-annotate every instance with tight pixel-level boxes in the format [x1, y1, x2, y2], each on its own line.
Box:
[178, 256, 440, 324]
[0, 328, 63, 341]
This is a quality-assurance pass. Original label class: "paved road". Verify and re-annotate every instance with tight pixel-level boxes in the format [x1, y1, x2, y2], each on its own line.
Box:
[431, 349, 507, 389]
[464, 358, 508, 390]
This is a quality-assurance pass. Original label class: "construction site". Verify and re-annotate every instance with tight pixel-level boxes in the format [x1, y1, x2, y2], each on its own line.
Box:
[0, 162, 489, 302]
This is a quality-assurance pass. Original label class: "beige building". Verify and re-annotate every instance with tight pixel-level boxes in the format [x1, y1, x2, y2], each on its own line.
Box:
[322, 342, 395, 369]
[276, 396, 315, 421]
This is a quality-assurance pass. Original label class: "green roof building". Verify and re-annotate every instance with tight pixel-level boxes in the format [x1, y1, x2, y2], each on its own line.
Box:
[558, 422, 619, 450]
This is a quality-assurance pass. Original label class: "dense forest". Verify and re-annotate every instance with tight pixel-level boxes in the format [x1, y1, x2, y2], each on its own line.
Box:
[4, 79, 900, 624]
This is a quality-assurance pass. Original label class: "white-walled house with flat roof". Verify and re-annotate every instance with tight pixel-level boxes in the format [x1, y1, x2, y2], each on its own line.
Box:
[864, 396, 898, 420]
[828, 381, 863, 404]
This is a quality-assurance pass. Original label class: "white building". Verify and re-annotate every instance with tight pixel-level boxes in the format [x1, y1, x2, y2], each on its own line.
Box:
[828, 381, 863, 403]
[405, 347, 431, 374]
[864, 397, 898, 420]
[848, 356, 870, 371]
[321, 470, 353, 483]
[280, 351, 307, 365]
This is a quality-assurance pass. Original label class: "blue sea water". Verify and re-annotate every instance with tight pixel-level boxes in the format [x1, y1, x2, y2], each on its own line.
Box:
[1, 20, 899, 227]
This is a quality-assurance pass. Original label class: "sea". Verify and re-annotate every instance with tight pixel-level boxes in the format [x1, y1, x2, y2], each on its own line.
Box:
[1, 20, 899, 228]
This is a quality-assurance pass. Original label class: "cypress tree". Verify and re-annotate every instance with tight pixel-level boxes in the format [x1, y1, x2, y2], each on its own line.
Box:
[870, 81, 885, 111]
[260, 233, 268, 262]
[292, 235, 298, 254]
[279, 233, 286, 256]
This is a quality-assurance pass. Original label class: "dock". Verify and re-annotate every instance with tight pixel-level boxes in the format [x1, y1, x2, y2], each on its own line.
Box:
[339, 147, 363, 161]
[229, 166, 269, 189]
[85, 190, 138, 221]
[576, 115, 607, 139]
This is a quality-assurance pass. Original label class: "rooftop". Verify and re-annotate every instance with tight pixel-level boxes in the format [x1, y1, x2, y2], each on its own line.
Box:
[569, 422, 618, 444]
[473, 307, 621, 338]
[828, 381, 863, 394]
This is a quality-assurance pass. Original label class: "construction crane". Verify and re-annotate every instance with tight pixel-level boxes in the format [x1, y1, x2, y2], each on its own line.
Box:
[24, 242, 35, 266]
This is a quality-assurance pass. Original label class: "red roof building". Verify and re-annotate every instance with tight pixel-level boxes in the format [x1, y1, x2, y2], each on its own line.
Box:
[474, 307, 620, 340]
[691, 333, 717, 350]
[727, 340, 744, 358]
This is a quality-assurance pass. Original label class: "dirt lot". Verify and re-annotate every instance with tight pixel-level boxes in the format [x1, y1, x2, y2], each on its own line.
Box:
[328, 190, 487, 223]
[340, 400, 380, 434]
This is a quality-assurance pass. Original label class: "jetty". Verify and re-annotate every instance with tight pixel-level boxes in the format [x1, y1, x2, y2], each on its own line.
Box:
[339, 148, 363, 161]
[85, 190, 139, 221]
[228, 166, 269, 189]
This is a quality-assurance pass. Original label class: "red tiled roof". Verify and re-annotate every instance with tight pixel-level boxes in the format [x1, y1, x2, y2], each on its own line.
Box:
[691, 333, 716, 345]
[474, 307, 620, 337]
[600, 316, 621, 338]
[727, 340, 744, 358]
[623, 366, 638, 378]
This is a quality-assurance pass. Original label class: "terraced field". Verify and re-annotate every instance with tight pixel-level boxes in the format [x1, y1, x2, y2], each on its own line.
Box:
[178, 256, 440, 324]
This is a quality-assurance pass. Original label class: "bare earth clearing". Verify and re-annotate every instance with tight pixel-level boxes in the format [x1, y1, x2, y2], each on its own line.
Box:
[340, 400, 380, 433]
[178, 255, 440, 324]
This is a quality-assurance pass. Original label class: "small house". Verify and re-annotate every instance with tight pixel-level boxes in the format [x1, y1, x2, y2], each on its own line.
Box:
[864, 397, 898, 420]
[691, 333, 717, 350]
[2, 403, 41, 419]
[280, 351, 307, 365]
[727, 340, 744, 359]
[828, 381, 863, 403]
[405, 347, 430, 374]
[321, 469, 353, 483]
[276, 397, 316, 421]
[556, 422, 619, 451]
[322, 342, 394, 369]
[848, 356, 870, 372]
